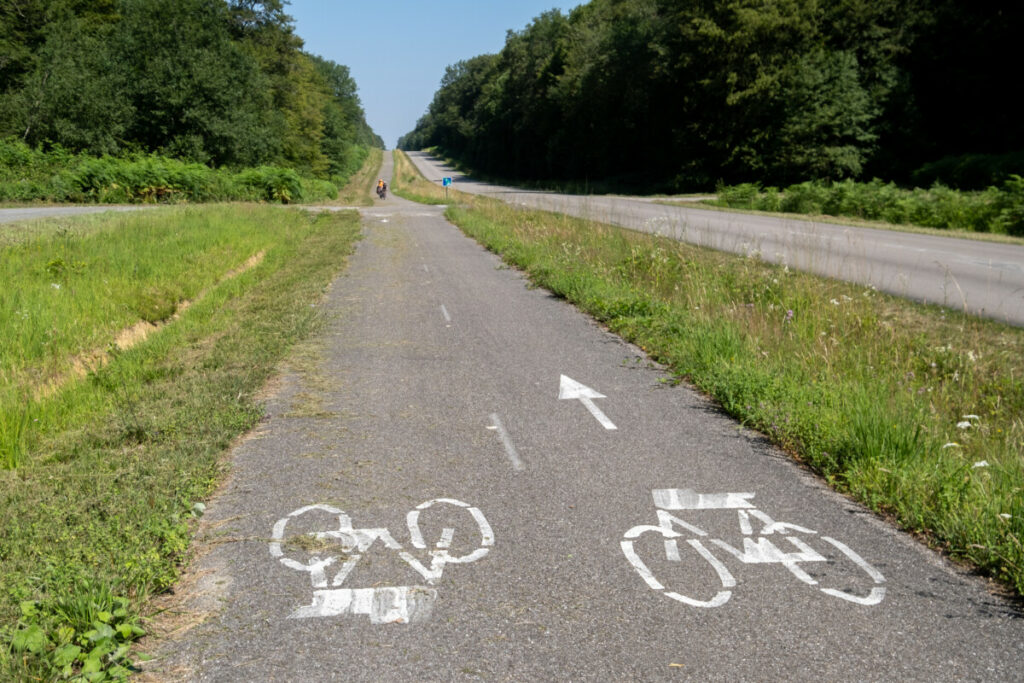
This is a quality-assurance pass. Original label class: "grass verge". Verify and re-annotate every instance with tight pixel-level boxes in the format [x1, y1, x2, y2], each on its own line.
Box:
[655, 198, 1024, 246]
[441, 195, 1024, 596]
[391, 150, 460, 205]
[332, 146, 382, 207]
[1, 205, 362, 679]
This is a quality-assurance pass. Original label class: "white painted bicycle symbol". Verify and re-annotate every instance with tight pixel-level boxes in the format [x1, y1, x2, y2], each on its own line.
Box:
[622, 489, 886, 608]
[270, 498, 493, 623]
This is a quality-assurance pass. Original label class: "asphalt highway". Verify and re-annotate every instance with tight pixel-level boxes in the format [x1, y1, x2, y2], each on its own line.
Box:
[405, 152, 1024, 328]
[0, 205, 152, 223]
[148, 153, 1023, 681]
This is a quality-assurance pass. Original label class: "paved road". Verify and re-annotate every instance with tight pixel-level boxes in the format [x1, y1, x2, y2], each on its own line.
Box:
[0, 205, 152, 224]
[148, 152, 1023, 680]
[405, 152, 1024, 328]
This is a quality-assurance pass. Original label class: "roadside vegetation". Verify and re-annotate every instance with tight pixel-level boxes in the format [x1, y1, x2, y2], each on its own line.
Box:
[710, 178, 1024, 236]
[396, 156, 1024, 598]
[0, 204, 363, 679]
[1, 1, 381, 205]
[400, 2, 1021, 195]
[0, 139, 339, 205]
[390, 150, 452, 205]
[333, 147, 383, 207]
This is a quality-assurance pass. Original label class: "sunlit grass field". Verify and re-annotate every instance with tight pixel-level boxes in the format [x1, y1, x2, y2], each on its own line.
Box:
[2, 208, 272, 460]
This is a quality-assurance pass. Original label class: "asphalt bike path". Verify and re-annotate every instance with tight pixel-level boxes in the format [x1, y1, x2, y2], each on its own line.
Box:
[405, 152, 1024, 328]
[152, 152, 1023, 680]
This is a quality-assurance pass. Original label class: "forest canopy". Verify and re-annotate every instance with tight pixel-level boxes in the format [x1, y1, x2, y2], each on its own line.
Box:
[399, 0, 1022, 192]
[0, 0, 381, 181]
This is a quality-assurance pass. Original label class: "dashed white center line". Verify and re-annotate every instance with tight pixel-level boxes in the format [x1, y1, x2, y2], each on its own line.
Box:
[440, 305, 451, 322]
[487, 413, 524, 471]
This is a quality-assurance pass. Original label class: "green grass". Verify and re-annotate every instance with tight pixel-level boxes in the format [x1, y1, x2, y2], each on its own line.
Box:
[0, 138, 341, 205]
[709, 177, 1024, 236]
[0, 204, 363, 679]
[440, 196, 1024, 596]
[391, 150, 458, 205]
[332, 146, 383, 207]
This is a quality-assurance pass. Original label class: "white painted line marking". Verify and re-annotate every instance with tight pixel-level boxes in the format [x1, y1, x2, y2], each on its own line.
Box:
[653, 489, 754, 510]
[623, 490, 887, 609]
[440, 304, 451, 322]
[489, 413, 524, 471]
[558, 375, 617, 430]
[288, 586, 436, 622]
[271, 499, 494, 621]
[422, 264, 430, 273]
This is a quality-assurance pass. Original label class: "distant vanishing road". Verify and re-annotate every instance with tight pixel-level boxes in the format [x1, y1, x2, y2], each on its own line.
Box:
[406, 152, 1024, 327]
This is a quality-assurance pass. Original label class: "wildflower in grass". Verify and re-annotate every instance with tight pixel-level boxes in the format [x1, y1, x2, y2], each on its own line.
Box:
[957, 421, 973, 429]
[941, 442, 960, 449]
[784, 309, 794, 323]
[1000, 514, 1012, 520]
[830, 299, 840, 305]
[972, 460, 990, 468]
[50, 283, 60, 289]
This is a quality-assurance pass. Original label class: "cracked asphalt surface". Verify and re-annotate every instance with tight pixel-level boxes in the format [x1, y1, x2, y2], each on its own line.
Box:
[147, 153, 1023, 681]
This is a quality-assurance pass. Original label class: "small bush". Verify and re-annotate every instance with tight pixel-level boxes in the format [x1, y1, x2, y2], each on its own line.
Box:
[779, 181, 828, 214]
[301, 177, 339, 203]
[235, 166, 304, 203]
[993, 175, 1024, 236]
[715, 182, 761, 209]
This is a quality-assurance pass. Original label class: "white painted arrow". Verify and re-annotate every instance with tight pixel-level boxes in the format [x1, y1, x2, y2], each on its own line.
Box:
[559, 375, 617, 430]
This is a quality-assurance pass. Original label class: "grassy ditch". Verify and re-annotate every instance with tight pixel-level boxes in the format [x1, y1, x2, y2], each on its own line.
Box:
[332, 146, 383, 207]
[390, 150, 458, 205]
[442, 196, 1024, 596]
[0, 205, 362, 679]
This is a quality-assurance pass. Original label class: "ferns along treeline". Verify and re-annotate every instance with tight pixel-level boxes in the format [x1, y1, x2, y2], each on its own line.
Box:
[399, 0, 1022, 193]
[0, 0, 381, 183]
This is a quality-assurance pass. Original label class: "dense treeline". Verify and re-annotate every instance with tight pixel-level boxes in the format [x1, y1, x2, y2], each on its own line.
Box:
[399, 0, 1022, 192]
[0, 0, 381, 184]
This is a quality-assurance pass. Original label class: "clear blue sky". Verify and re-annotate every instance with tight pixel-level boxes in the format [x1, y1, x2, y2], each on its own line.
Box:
[287, 0, 579, 149]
